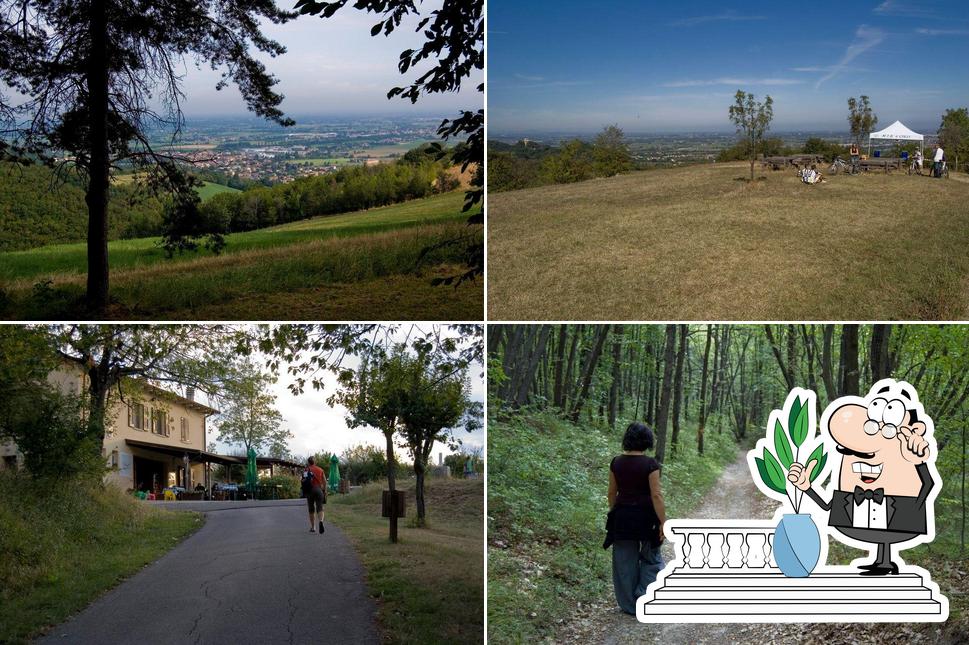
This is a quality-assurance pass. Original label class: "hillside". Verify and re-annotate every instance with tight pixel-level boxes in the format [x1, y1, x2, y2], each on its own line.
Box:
[488, 162, 969, 320]
[0, 191, 481, 320]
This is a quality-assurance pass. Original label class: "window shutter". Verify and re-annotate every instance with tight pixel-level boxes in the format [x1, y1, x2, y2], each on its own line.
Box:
[128, 404, 133, 428]
[167, 414, 174, 437]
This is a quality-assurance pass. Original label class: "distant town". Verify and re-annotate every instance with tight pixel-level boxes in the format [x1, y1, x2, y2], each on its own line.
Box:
[145, 115, 444, 184]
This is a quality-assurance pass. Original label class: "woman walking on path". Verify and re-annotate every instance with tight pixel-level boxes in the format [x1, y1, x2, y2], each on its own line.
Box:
[604, 422, 668, 614]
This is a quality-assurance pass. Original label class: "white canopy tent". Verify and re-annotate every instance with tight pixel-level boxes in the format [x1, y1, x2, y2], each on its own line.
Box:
[867, 120, 924, 159]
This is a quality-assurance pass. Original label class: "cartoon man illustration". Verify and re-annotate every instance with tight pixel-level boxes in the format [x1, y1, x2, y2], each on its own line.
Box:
[788, 379, 936, 576]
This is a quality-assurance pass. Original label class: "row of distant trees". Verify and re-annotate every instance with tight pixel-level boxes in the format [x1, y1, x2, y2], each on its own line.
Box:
[728, 90, 969, 177]
[489, 125, 632, 192]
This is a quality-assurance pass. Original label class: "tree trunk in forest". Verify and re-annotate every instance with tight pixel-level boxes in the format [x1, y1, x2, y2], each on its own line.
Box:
[608, 325, 624, 428]
[654, 325, 677, 463]
[552, 326, 567, 408]
[86, 0, 111, 312]
[568, 326, 610, 423]
[670, 325, 687, 455]
[820, 324, 837, 403]
[870, 324, 893, 382]
[514, 325, 551, 407]
[487, 325, 505, 356]
[499, 326, 524, 402]
[562, 325, 582, 413]
[764, 325, 796, 389]
[801, 325, 818, 395]
[841, 325, 860, 396]
[697, 325, 713, 454]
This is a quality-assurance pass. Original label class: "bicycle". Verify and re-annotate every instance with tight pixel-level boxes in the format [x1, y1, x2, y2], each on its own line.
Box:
[907, 159, 923, 175]
[829, 157, 849, 175]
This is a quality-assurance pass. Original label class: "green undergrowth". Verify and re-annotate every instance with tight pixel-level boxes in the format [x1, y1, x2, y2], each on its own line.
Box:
[0, 473, 202, 644]
[487, 410, 737, 642]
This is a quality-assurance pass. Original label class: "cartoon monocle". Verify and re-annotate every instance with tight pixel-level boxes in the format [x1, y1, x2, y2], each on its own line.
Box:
[637, 379, 949, 623]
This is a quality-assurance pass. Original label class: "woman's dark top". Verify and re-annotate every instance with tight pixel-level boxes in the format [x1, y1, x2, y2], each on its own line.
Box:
[604, 454, 661, 547]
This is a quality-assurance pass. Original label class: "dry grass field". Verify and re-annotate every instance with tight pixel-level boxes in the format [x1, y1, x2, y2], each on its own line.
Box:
[488, 162, 969, 320]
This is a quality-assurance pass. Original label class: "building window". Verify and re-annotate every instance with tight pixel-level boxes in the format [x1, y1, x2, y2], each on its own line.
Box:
[181, 417, 189, 443]
[152, 409, 168, 436]
[129, 402, 146, 431]
[109, 449, 119, 468]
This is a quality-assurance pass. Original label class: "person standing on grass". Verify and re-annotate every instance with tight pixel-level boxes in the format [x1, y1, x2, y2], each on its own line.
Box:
[303, 456, 326, 534]
[934, 144, 945, 178]
[604, 422, 667, 615]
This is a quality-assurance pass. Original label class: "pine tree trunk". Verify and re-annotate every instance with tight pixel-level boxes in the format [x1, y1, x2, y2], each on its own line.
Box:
[86, 0, 111, 312]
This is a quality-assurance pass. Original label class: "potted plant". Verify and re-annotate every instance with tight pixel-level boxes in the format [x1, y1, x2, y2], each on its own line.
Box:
[750, 389, 828, 577]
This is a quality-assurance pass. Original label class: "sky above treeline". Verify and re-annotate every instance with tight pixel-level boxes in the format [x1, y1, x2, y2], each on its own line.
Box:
[179, 2, 480, 120]
[488, 0, 969, 134]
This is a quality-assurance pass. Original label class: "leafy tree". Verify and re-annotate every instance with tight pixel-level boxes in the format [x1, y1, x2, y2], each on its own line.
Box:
[939, 107, 969, 173]
[47, 325, 239, 452]
[848, 95, 878, 147]
[296, 0, 483, 283]
[0, 0, 295, 311]
[215, 361, 290, 456]
[592, 125, 632, 177]
[728, 90, 774, 181]
[394, 346, 481, 525]
[341, 443, 388, 485]
[541, 140, 594, 184]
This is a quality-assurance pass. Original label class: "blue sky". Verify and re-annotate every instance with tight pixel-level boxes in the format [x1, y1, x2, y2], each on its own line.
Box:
[488, 0, 969, 134]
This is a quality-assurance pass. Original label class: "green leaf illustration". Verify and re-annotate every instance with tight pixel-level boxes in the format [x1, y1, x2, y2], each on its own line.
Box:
[791, 399, 809, 447]
[763, 448, 787, 493]
[808, 444, 828, 482]
[774, 419, 793, 469]
[787, 396, 802, 440]
[756, 456, 787, 495]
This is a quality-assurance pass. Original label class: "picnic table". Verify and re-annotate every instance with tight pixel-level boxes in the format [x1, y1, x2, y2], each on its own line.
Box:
[859, 157, 903, 173]
[761, 154, 824, 170]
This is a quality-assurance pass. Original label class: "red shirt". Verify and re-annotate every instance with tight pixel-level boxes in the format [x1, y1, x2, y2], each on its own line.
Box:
[308, 464, 325, 489]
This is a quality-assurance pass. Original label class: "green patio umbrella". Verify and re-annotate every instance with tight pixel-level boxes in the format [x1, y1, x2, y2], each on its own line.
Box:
[246, 446, 258, 497]
[327, 455, 340, 494]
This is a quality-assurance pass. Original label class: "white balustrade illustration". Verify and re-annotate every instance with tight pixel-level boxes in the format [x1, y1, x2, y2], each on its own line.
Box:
[638, 521, 948, 623]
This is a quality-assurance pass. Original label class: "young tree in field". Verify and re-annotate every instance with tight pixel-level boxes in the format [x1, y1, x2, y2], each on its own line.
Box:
[215, 361, 290, 456]
[0, 1, 295, 312]
[939, 107, 969, 173]
[296, 0, 483, 283]
[593, 125, 633, 177]
[395, 347, 480, 526]
[848, 96, 878, 147]
[728, 90, 774, 181]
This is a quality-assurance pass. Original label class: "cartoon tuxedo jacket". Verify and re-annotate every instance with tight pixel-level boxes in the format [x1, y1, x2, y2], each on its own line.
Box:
[805, 463, 934, 535]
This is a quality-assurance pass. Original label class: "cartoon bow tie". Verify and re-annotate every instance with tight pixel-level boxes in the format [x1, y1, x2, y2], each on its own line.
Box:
[853, 486, 885, 505]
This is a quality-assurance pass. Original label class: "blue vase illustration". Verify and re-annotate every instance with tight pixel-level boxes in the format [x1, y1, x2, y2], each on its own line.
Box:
[773, 513, 820, 577]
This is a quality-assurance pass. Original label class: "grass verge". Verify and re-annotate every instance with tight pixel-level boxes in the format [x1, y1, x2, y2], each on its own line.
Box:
[488, 163, 969, 319]
[0, 473, 203, 644]
[330, 477, 483, 645]
[487, 411, 737, 643]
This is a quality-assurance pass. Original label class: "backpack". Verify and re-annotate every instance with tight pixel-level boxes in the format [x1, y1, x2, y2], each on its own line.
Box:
[300, 469, 315, 495]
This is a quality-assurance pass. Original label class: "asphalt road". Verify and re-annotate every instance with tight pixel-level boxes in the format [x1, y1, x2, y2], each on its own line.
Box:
[39, 501, 379, 644]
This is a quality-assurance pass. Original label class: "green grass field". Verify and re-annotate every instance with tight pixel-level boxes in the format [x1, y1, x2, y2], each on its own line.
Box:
[331, 477, 483, 645]
[0, 475, 202, 644]
[297, 157, 350, 166]
[0, 191, 481, 319]
[488, 162, 969, 320]
[196, 181, 240, 201]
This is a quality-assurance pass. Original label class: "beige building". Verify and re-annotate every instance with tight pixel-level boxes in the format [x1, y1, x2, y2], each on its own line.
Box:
[1, 362, 303, 495]
[1, 363, 218, 493]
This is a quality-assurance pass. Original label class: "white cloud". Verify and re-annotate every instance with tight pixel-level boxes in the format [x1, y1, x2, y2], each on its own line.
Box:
[915, 28, 969, 35]
[874, 1, 936, 17]
[815, 25, 885, 89]
[662, 78, 804, 88]
[670, 11, 767, 27]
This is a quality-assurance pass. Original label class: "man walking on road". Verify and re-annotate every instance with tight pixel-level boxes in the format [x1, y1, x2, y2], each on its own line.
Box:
[303, 457, 326, 534]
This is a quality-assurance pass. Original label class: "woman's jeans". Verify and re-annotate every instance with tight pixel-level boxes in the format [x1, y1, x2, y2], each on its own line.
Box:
[612, 540, 664, 615]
